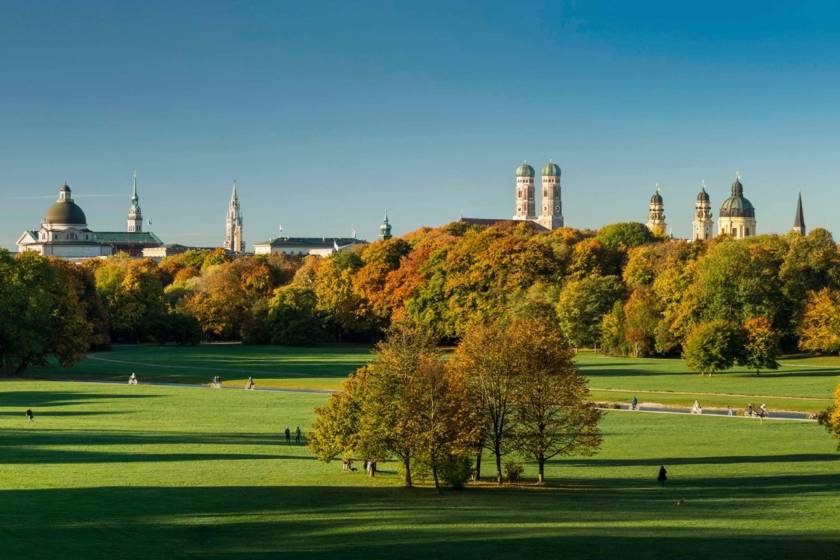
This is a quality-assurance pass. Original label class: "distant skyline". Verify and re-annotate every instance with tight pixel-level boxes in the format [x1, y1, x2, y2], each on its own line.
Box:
[3, 1, 840, 250]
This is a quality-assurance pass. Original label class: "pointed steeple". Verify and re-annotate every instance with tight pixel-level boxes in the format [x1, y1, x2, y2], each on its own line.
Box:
[127, 170, 143, 232]
[379, 209, 393, 241]
[792, 192, 806, 235]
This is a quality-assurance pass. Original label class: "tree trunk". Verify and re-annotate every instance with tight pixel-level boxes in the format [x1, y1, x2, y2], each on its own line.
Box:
[474, 448, 483, 481]
[432, 463, 441, 494]
[367, 461, 377, 477]
[403, 457, 412, 488]
[538, 456, 545, 484]
[495, 446, 503, 484]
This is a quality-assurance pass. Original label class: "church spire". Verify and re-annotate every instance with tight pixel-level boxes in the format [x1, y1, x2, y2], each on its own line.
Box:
[127, 170, 143, 233]
[792, 192, 806, 235]
[225, 180, 244, 252]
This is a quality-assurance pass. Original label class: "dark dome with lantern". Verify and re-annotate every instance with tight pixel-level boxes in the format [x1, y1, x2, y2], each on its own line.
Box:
[44, 184, 87, 225]
[719, 177, 755, 218]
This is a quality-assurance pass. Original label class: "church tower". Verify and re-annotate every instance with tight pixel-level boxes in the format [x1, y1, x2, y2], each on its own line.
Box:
[646, 184, 667, 236]
[692, 182, 713, 241]
[792, 192, 806, 235]
[379, 210, 393, 241]
[537, 161, 563, 230]
[127, 171, 143, 233]
[513, 162, 536, 221]
[224, 180, 244, 253]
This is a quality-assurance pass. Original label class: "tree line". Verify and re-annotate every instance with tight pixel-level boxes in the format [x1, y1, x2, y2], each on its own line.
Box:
[2, 220, 840, 375]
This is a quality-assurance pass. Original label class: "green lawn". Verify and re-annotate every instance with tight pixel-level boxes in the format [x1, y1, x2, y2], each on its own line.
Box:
[0, 380, 838, 559]
[27, 345, 840, 413]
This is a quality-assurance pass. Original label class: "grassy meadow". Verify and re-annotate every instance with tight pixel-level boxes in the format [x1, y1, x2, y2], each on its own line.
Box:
[0, 379, 839, 559]
[27, 345, 840, 412]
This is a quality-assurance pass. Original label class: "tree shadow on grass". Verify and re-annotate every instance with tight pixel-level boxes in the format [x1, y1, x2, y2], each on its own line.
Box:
[0, 390, 161, 408]
[558, 453, 840, 468]
[1, 481, 838, 560]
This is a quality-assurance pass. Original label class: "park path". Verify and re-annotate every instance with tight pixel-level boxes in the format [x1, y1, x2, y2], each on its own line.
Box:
[88, 354, 833, 404]
[39, 378, 817, 422]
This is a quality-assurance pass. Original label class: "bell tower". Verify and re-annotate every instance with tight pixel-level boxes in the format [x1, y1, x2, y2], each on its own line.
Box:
[127, 170, 143, 233]
[224, 180, 244, 253]
[513, 162, 536, 220]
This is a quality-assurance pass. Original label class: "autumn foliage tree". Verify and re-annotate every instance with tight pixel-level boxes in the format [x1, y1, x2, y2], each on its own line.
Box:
[510, 318, 602, 483]
[741, 316, 780, 375]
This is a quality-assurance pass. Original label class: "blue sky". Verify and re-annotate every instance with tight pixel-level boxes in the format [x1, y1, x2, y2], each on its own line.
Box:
[2, 1, 839, 249]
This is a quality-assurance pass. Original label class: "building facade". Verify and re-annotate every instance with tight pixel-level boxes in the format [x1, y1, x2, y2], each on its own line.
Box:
[16, 182, 163, 260]
[253, 237, 365, 257]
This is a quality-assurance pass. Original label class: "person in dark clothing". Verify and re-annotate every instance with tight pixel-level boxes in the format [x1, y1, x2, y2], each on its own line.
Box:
[631, 396, 638, 411]
[295, 426, 302, 444]
[25, 409, 34, 423]
[284, 427, 291, 445]
[658, 466, 668, 486]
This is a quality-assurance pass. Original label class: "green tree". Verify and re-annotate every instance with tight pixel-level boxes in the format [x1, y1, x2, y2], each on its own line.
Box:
[596, 222, 655, 251]
[797, 288, 840, 354]
[556, 274, 623, 349]
[741, 316, 779, 375]
[683, 320, 743, 376]
[511, 318, 602, 483]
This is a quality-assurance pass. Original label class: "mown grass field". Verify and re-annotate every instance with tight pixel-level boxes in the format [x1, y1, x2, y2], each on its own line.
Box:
[0, 379, 838, 560]
[28, 345, 840, 412]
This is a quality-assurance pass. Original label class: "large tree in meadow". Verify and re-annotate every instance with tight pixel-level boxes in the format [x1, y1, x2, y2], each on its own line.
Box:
[448, 319, 519, 483]
[741, 316, 780, 375]
[511, 318, 602, 483]
[683, 320, 743, 376]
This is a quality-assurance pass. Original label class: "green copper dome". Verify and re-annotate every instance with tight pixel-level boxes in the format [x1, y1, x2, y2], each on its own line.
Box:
[719, 178, 755, 218]
[45, 184, 87, 225]
[541, 162, 561, 177]
[515, 163, 535, 178]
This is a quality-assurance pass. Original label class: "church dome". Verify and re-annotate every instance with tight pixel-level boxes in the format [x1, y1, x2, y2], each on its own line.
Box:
[515, 163, 535, 178]
[719, 178, 755, 218]
[44, 184, 87, 225]
[541, 162, 561, 177]
[650, 190, 663, 204]
[697, 187, 710, 203]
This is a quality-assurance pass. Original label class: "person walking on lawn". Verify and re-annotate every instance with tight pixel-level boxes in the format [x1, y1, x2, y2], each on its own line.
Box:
[657, 466, 668, 486]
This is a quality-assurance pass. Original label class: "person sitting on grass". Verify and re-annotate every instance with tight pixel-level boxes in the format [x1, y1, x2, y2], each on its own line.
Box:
[25, 409, 34, 423]
[128, 372, 138, 385]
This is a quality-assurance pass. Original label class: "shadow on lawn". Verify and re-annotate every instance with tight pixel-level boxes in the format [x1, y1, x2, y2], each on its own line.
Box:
[1, 480, 838, 560]
[0, 390, 160, 408]
[559, 453, 840, 468]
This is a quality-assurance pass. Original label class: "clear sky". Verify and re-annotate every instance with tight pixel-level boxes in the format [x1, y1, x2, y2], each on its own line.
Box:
[2, 1, 839, 250]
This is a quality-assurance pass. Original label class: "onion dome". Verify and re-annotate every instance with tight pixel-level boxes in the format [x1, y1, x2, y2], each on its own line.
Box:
[45, 184, 87, 225]
[515, 162, 535, 178]
[697, 185, 710, 203]
[541, 161, 561, 177]
[719, 176, 755, 218]
[650, 191, 663, 204]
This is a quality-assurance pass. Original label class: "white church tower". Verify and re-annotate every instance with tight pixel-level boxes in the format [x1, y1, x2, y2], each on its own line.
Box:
[224, 180, 244, 253]
[537, 161, 563, 230]
[692, 181, 713, 241]
[513, 162, 536, 221]
[646, 184, 667, 236]
[127, 170, 143, 233]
